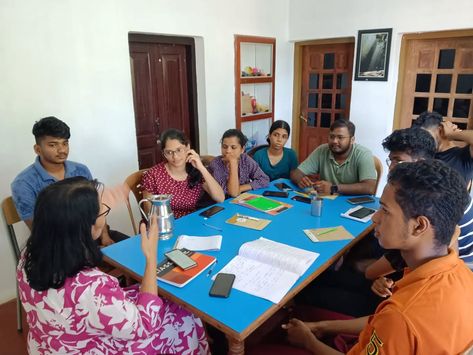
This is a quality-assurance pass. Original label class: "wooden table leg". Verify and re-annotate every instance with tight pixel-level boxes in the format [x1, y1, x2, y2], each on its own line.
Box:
[226, 335, 244, 355]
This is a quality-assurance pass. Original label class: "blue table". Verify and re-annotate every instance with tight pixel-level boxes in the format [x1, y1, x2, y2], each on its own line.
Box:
[103, 180, 378, 354]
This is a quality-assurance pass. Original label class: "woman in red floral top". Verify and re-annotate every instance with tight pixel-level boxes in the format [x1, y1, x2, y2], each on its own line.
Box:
[141, 129, 224, 218]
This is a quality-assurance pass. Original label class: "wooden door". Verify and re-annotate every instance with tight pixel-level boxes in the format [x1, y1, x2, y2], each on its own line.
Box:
[398, 36, 473, 128]
[130, 40, 193, 169]
[298, 43, 354, 161]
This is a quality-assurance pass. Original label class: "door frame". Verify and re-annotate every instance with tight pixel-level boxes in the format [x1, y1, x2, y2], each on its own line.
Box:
[291, 37, 355, 157]
[393, 28, 473, 130]
[128, 33, 200, 151]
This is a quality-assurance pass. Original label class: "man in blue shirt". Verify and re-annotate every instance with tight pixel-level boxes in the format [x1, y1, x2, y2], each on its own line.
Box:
[11, 116, 114, 245]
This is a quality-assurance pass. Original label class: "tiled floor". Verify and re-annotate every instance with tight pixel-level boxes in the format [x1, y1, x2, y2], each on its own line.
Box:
[0, 299, 28, 355]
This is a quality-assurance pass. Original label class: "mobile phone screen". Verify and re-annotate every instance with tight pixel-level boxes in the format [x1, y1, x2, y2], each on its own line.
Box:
[347, 196, 375, 205]
[348, 207, 376, 219]
[209, 273, 235, 298]
[275, 182, 292, 191]
[199, 206, 224, 218]
[165, 249, 197, 270]
[291, 195, 311, 204]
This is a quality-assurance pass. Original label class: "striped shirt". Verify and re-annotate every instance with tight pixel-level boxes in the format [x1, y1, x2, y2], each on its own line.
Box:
[458, 197, 473, 266]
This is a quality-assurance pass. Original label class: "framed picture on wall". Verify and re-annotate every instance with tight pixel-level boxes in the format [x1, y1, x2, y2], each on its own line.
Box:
[354, 28, 392, 81]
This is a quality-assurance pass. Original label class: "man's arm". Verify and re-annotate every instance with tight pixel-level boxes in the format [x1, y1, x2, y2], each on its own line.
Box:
[441, 121, 473, 158]
[291, 168, 315, 189]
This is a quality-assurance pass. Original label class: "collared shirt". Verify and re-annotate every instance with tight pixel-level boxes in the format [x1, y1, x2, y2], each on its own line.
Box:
[11, 157, 92, 220]
[209, 153, 270, 195]
[297, 143, 376, 184]
[349, 250, 473, 354]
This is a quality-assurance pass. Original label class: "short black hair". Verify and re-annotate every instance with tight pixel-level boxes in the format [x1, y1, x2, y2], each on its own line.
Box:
[221, 129, 248, 148]
[382, 127, 436, 160]
[267, 120, 291, 144]
[388, 160, 469, 247]
[160, 128, 202, 188]
[32, 116, 70, 144]
[330, 119, 355, 137]
[411, 111, 443, 130]
[24, 177, 103, 291]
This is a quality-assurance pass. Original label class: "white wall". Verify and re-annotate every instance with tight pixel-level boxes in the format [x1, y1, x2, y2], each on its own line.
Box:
[289, 0, 473, 191]
[0, 0, 292, 302]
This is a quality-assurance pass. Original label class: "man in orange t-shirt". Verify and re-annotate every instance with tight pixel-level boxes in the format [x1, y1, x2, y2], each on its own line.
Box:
[282, 160, 473, 354]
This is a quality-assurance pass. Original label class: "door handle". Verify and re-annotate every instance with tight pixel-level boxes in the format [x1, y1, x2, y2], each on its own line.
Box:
[300, 114, 308, 123]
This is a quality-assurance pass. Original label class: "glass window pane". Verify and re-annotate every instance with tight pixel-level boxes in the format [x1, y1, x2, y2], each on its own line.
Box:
[438, 49, 455, 69]
[308, 112, 317, 127]
[322, 94, 332, 108]
[415, 74, 431, 92]
[413, 97, 429, 115]
[453, 99, 471, 118]
[321, 112, 331, 127]
[435, 74, 452, 93]
[457, 122, 467, 130]
[336, 73, 348, 89]
[323, 74, 333, 89]
[456, 74, 473, 94]
[324, 53, 335, 69]
[308, 93, 318, 108]
[309, 73, 319, 90]
[335, 113, 345, 120]
[335, 94, 346, 109]
[433, 98, 449, 116]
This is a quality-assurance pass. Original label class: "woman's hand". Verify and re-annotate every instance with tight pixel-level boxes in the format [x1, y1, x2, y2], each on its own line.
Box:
[186, 149, 205, 170]
[371, 276, 394, 297]
[140, 214, 158, 261]
[282, 318, 321, 349]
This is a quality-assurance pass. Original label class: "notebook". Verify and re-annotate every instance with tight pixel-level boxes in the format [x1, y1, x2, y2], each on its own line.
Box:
[157, 249, 216, 287]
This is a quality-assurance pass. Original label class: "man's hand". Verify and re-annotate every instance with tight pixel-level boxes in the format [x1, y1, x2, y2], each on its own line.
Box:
[315, 180, 332, 195]
[298, 176, 315, 189]
[371, 276, 394, 297]
[282, 318, 319, 349]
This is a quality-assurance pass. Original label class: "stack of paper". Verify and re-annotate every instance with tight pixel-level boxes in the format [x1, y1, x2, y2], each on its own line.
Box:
[174, 235, 222, 251]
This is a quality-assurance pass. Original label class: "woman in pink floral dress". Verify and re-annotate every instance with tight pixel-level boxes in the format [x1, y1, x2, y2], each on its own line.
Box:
[17, 177, 210, 354]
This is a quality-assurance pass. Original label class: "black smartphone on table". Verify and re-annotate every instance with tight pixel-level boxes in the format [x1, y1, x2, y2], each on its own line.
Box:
[262, 190, 289, 198]
[164, 249, 197, 270]
[291, 195, 311, 204]
[275, 182, 293, 191]
[347, 196, 375, 205]
[199, 205, 225, 218]
[348, 207, 376, 219]
[209, 273, 236, 298]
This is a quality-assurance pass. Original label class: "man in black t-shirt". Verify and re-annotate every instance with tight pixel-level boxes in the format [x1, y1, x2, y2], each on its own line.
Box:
[412, 111, 473, 184]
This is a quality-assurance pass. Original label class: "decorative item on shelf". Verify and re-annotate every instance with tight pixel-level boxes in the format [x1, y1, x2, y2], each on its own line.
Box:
[241, 92, 252, 115]
[241, 66, 268, 77]
[256, 102, 269, 113]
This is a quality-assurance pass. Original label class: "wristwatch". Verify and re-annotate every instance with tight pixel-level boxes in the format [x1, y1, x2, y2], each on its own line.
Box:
[330, 184, 338, 195]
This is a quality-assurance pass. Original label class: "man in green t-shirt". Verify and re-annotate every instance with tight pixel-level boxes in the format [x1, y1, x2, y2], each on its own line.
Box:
[291, 119, 377, 195]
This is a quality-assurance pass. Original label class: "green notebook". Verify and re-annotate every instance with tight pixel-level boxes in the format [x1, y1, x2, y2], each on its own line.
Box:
[245, 196, 282, 211]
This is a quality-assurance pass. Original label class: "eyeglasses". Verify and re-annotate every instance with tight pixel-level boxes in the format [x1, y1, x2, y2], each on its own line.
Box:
[385, 158, 405, 168]
[98, 203, 111, 218]
[163, 146, 187, 158]
[328, 134, 350, 141]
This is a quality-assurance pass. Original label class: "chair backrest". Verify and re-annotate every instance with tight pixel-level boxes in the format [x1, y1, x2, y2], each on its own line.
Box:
[373, 155, 383, 195]
[124, 169, 148, 235]
[247, 144, 269, 158]
[200, 155, 215, 169]
[2, 197, 22, 263]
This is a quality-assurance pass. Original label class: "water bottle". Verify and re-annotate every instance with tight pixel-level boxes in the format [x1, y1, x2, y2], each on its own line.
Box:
[310, 191, 322, 217]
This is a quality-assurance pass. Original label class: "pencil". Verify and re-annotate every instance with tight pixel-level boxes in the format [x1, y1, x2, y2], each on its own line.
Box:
[317, 227, 339, 236]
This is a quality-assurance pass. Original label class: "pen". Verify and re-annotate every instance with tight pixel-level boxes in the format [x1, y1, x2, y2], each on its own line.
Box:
[206, 260, 217, 277]
[317, 227, 339, 236]
[236, 213, 260, 221]
[202, 222, 223, 231]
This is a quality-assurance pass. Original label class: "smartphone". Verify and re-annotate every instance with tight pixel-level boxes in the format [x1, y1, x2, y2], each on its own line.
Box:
[275, 182, 293, 191]
[348, 207, 376, 219]
[291, 195, 311, 204]
[209, 273, 236, 298]
[262, 190, 289, 198]
[199, 205, 225, 218]
[347, 196, 375, 205]
[164, 249, 197, 270]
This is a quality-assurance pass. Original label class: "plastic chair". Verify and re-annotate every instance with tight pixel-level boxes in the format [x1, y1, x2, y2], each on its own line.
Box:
[373, 155, 383, 195]
[1, 197, 23, 332]
[124, 169, 148, 235]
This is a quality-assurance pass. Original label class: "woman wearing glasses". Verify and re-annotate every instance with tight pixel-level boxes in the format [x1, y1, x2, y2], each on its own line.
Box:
[17, 177, 209, 354]
[209, 128, 270, 197]
[141, 128, 224, 218]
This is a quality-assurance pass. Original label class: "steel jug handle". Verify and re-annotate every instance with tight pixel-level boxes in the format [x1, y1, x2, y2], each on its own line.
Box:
[138, 199, 150, 222]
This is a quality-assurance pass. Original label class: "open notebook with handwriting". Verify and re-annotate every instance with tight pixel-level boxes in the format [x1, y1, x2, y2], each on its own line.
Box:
[213, 237, 319, 303]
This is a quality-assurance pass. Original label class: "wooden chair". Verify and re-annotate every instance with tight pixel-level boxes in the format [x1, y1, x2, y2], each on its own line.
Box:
[124, 169, 148, 235]
[200, 155, 215, 169]
[1, 197, 23, 331]
[247, 144, 268, 158]
[373, 155, 383, 195]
